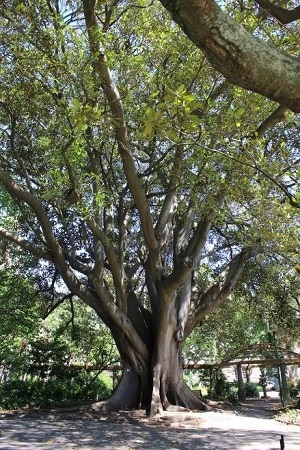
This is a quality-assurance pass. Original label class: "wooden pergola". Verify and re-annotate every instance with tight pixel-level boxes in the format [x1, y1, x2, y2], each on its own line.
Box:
[216, 342, 300, 368]
[183, 342, 300, 405]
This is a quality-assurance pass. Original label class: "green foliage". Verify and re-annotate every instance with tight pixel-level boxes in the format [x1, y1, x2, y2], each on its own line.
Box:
[289, 380, 300, 399]
[277, 408, 300, 426]
[0, 1, 299, 411]
[227, 385, 239, 405]
[1, 293, 118, 368]
[289, 385, 299, 398]
[213, 371, 230, 399]
[244, 382, 260, 399]
[47, 300, 119, 368]
[0, 270, 44, 380]
[184, 292, 271, 365]
[98, 372, 114, 392]
[184, 258, 300, 364]
[241, 261, 300, 346]
[0, 266, 119, 409]
[211, 380, 259, 403]
[0, 374, 113, 410]
[211, 374, 259, 401]
[141, 85, 203, 139]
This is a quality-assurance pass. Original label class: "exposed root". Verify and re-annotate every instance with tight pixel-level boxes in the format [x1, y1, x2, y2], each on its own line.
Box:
[159, 411, 199, 423]
[164, 404, 189, 412]
[149, 365, 163, 417]
[176, 381, 211, 411]
[149, 367, 212, 417]
[57, 400, 108, 413]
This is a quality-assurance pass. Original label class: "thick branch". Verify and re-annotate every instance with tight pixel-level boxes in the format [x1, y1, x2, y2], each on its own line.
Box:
[82, 0, 159, 257]
[155, 145, 183, 243]
[159, 0, 300, 112]
[91, 280, 150, 363]
[252, 104, 288, 139]
[162, 214, 212, 293]
[162, 191, 225, 294]
[62, 248, 94, 275]
[0, 169, 86, 297]
[155, 190, 176, 245]
[0, 226, 53, 261]
[87, 218, 127, 310]
[256, 0, 300, 24]
[175, 273, 192, 342]
[174, 203, 195, 264]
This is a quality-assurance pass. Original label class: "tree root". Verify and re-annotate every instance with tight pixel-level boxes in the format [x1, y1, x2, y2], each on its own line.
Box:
[164, 404, 189, 412]
[176, 381, 211, 411]
[56, 400, 108, 413]
[158, 410, 205, 425]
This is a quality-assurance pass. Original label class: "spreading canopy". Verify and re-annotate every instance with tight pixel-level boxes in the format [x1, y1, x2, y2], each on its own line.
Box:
[0, 0, 299, 413]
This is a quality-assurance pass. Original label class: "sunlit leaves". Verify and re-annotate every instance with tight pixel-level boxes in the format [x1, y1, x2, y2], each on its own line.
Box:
[0, 267, 119, 377]
[68, 99, 105, 131]
[184, 292, 269, 364]
[141, 85, 204, 140]
[43, 298, 119, 366]
[141, 107, 167, 139]
[0, 0, 299, 361]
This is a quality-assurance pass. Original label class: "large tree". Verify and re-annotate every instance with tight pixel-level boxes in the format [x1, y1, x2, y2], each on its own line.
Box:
[0, 0, 299, 415]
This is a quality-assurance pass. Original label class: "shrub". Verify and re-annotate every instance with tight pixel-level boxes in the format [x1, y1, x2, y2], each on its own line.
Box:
[98, 372, 113, 392]
[277, 409, 300, 425]
[244, 382, 259, 398]
[0, 380, 33, 410]
[213, 371, 230, 399]
[0, 372, 113, 410]
[227, 386, 238, 405]
[289, 385, 299, 398]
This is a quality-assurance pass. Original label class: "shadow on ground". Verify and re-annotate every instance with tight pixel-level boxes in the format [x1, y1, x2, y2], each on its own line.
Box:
[233, 397, 281, 419]
[0, 398, 299, 450]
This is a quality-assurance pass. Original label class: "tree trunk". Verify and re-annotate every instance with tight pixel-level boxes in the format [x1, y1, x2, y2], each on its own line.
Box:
[103, 336, 208, 415]
[106, 362, 142, 411]
[148, 295, 208, 416]
[101, 302, 208, 415]
[149, 335, 209, 415]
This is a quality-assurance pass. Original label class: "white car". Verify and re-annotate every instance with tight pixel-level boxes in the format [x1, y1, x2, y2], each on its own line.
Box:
[265, 380, 276, 391]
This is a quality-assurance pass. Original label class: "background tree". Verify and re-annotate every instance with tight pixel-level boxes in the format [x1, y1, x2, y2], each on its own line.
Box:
[0, 265, 118, 408]
[0, 0, 299, 415]
[184, 264, 300, 369]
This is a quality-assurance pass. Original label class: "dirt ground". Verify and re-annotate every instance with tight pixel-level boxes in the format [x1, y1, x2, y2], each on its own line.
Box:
[0, 397, 299, 449]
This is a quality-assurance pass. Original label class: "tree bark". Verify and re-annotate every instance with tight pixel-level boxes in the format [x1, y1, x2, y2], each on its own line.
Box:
[148, 291, 209, 416]
[96, 289, 209, 415]
[107, 362, 142, 411]
[159, 0, 300, 112]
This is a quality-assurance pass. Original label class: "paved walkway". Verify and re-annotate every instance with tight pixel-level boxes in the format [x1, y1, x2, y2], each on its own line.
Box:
[0, 399, 299, 449]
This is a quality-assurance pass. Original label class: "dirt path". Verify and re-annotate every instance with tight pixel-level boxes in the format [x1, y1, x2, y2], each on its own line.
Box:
[0, 398, 299, 449]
